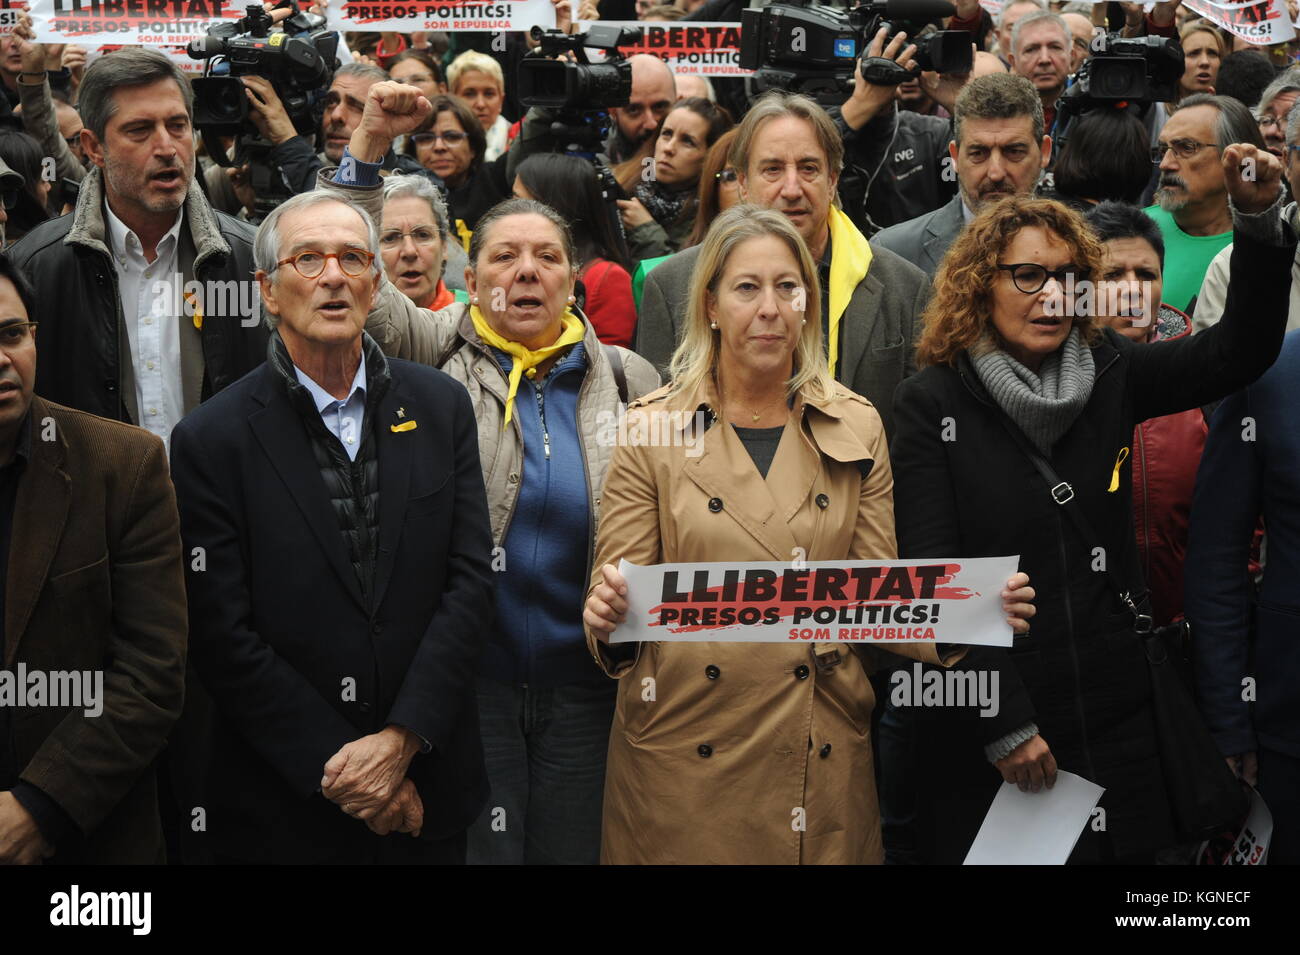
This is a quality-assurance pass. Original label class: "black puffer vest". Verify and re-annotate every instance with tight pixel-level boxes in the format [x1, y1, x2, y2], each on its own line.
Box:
[269, 330, 392, 608]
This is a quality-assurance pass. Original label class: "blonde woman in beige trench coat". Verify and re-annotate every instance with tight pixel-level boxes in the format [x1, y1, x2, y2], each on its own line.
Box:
[583, 206, 1036, 864]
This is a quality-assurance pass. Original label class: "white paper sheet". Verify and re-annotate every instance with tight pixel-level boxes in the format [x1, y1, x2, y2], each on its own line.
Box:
[964, 771, 1105, 865]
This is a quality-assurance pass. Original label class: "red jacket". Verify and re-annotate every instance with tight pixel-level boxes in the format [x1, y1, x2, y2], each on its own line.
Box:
[1131, 304, 1261, 626]
[580, 258, 636, 348]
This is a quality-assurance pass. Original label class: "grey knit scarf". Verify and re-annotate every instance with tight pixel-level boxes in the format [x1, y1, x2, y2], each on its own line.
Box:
[971, 327, 1095, 455]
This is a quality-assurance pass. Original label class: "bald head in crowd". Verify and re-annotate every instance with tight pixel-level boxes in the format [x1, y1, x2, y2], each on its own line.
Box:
[609, 54, 677, 161]
[973, 51, 1010, 78]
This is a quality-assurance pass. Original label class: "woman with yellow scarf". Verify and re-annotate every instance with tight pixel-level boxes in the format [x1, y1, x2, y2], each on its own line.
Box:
[336, 194, 662, 864]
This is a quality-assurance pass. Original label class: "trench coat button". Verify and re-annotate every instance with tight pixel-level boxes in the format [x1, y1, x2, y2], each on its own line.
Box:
[705, 664, 720, 680]
[794, 664, 810, 680]
[815, 493, 830, 509]
[697, 743, 713, 757]
[508, 472, 520, 484]
[819, 743, 832, 758]
[708, 497, 723, 512]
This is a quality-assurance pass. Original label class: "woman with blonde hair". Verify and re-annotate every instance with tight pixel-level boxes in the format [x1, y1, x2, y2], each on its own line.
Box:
[1177, 21, 1227, 102]
[887, 163, 1293, 863]
[582, 204, 1034, 864]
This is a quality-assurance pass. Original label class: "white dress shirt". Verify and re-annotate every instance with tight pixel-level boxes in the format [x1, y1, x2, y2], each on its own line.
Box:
[293, 358, 367, 461]
[105, 202, 185, 447]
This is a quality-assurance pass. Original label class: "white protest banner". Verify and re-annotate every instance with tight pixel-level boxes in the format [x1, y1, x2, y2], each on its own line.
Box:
[327, 0, 554, 33]
[978, 0, 1002, 16]
[613, 555, 1020, 646]
[1184, 0, 1294, 45]
[29, 0, 247, 48]
[0, 2, 28, 37]
[575, 20, 748, 76]
[92, 42, 205, 73]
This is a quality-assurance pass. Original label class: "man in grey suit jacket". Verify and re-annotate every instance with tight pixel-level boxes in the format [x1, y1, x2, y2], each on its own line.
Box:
[636, 81, 931, 438]
[874, 73, 1052, 278]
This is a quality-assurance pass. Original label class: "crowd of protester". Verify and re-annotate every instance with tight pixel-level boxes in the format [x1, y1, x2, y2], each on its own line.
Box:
[0, 0, 1297, 868]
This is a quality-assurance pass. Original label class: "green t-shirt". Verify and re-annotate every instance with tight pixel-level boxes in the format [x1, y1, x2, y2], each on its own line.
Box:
[1142, 205, 1233, 313]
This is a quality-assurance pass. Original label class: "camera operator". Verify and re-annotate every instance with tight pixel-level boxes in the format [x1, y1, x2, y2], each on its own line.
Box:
[851, 49, 1007, 234]
[873, 73, 1050, 275]
[238, 62, 433, 208]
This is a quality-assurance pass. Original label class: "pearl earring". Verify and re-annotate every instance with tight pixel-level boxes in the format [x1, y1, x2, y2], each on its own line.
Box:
[470, 295, 478, 305]
[710, 322, 718, 330]
[567, 294, 576, 304]
[801, 318, 807, 325]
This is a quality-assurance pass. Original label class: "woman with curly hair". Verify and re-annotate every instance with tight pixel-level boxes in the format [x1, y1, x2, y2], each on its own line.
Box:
[886, 159, 1294, 864]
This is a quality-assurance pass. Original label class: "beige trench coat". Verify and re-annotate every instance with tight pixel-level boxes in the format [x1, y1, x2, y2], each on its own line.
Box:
[585, 378, 961, 864]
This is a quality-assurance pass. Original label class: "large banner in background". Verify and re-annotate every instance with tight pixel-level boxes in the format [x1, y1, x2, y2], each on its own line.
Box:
[1185, 0, 1295, 45]
[574, 20, 749, 75]
[326, 0, 555, 32]
[0, 1, 28, 37]
[28, 0, 246, 47]
[613, 556, 1020, 646]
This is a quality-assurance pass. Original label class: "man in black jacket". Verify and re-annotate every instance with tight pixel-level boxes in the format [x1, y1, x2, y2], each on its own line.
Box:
[7, 47, 264, 446]
[171, 187, 494, 863]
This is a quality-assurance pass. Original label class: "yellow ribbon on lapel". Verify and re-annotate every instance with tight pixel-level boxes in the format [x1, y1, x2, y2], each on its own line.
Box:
[825, 205, 873, 381]
[468, 304, 586, 427]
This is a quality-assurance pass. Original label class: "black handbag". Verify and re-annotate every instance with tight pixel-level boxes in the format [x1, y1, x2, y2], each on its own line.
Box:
[996, 416, 1248, 843]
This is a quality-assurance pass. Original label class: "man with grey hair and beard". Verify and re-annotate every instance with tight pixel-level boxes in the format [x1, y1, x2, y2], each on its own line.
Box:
[1196, 98, 1300, 334]
[7, 47, 264, 447]
[1144, 92, 1267, 313]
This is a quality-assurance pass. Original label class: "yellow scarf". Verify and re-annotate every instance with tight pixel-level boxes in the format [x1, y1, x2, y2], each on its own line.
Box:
[469, 304, 586, 426]
[825, 206, 873, 380]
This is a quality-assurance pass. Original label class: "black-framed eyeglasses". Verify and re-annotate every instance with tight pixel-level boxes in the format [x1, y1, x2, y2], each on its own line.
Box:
[1257, 114, 1284, 130]
[411, 130, 468, 147]
[273, 249, 375, 279]
[716, 168, 738, 184]
[0, 321, 37, 348]
[64, 133, 82, 149]
[997, 263, 1089, 294]
[1151, 139, 1218, 163]
[379, 227, 441, 249]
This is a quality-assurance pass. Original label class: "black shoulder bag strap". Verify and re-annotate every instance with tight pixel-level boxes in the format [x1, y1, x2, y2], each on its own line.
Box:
[993, 414, 1157, 637]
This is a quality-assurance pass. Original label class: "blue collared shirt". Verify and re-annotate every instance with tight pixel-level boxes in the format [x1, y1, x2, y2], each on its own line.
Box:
[293, 359, 367, 461]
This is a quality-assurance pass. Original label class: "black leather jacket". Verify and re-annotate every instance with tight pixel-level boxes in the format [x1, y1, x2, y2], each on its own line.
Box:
[9, 167, 267, 422]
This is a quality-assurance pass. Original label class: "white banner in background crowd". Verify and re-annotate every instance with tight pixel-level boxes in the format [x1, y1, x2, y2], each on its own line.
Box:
[0, 1, 27, 37]
[1185, 0, 1295, 45]
[613, 555, 1020, 646]
[28, 0, 246, 47]
[325, 0, 554, 32]
[574, 20, 749, 76]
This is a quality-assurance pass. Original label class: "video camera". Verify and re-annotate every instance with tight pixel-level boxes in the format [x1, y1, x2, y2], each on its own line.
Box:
[518, 24, 640, 113]
[188, 2, 339, 216]
[517, 24, 643, 269]
[739, 0, 972, 105]
[1054, 33, 1183, 149]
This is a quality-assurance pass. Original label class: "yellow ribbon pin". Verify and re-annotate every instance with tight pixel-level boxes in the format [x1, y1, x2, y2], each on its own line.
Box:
[1107, 447, 1130, 492]
[391, 420, 418, 433]
[184, 290, 203, 331]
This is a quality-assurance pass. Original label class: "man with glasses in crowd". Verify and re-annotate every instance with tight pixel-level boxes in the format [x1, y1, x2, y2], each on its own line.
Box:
[1145, 93, 1266, 314]
[170, 169, 495, 863]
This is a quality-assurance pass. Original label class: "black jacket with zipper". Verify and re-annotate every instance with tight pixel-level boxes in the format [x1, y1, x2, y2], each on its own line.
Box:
[887, 227, 1295, 863]
[8, 167, 266, 423]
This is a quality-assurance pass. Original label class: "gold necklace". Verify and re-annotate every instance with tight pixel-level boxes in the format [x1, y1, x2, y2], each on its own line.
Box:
[740, 394, 786, 424]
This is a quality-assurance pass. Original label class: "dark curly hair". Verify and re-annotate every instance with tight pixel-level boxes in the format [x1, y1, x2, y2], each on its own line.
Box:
[917, 196, 1107, 367]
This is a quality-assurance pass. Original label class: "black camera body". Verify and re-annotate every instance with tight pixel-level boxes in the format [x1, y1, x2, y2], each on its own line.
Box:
[518, 25, 640, 112]
[1065, 33, 1184, 109]
[739, 0, 971, 105]
[188, 2, 339, 164]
